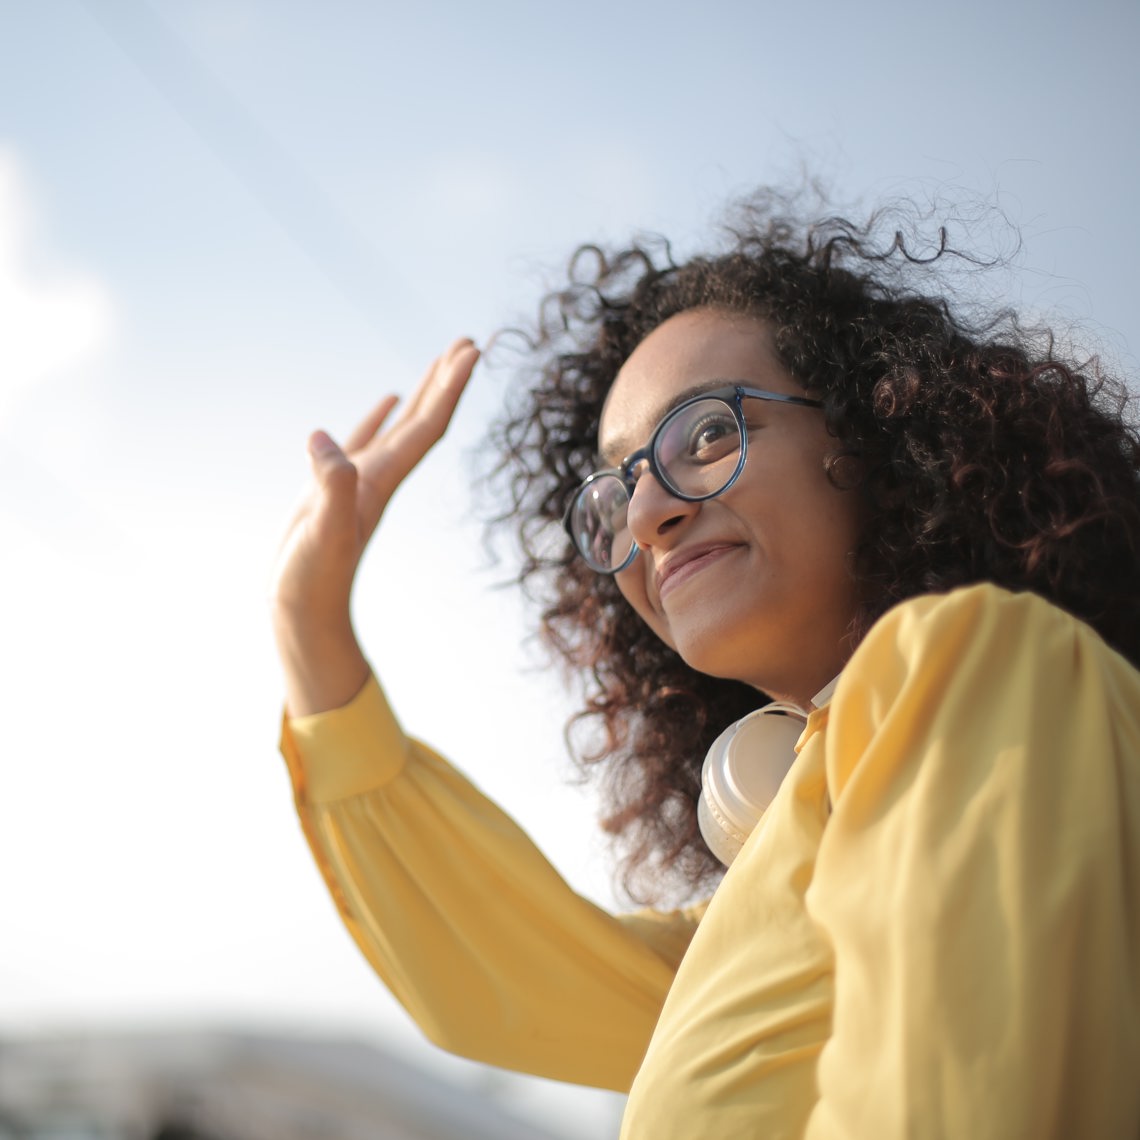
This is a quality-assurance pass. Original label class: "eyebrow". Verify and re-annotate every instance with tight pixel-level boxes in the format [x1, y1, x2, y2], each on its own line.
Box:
[599, 380, 736, 466]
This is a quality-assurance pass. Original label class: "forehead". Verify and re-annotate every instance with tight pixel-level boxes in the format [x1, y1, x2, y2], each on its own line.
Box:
[597, 308, 791, 462]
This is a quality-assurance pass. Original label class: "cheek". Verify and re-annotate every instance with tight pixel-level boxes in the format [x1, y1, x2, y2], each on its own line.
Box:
[778, 443, 863, 545]
[614, 566, 649, 620]
[614, 567, 676, 648]
[815, 474, 867, 555]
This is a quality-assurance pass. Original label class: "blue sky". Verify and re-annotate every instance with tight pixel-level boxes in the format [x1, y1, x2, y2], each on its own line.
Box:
[1, 0, 1136, 1133]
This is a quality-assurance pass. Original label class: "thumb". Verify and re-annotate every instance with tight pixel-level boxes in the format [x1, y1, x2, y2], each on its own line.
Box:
[307, 430, 360, 537]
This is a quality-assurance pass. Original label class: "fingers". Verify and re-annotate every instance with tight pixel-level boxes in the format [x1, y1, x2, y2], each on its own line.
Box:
[344, 338, 479, 464]
[355, 338, 480, 498]
[299, 339, 480, 546]
[344, 394, 400, 454]
[393, 337, 479, 431]
[401, 337, 480, 446]
[419, 337, 480, 434]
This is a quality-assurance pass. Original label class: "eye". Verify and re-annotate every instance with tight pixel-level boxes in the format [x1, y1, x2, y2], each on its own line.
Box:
[684, 411, 738, 459]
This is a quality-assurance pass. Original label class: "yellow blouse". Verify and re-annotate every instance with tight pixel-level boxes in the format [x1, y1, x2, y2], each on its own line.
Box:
[281, 584, 1140, 1137]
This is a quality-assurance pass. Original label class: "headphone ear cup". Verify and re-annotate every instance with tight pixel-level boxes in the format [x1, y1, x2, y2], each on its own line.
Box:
[697, 786, 749, 867]
[698, 705, 807, 867]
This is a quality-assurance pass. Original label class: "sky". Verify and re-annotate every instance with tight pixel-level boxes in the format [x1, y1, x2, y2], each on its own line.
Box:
[1, 0, 1137, 1134]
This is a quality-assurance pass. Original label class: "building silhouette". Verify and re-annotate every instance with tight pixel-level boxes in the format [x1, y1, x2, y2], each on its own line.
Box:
[0, 1029, 581, 1139]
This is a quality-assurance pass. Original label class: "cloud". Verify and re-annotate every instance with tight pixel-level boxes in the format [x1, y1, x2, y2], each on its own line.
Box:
[0, 149, 115, 416]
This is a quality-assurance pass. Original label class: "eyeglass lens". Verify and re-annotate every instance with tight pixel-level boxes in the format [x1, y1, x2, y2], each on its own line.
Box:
[569, 396, 744, 571]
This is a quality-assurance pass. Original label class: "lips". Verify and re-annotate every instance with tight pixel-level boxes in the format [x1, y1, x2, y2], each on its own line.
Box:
[655, 542, 744, 601]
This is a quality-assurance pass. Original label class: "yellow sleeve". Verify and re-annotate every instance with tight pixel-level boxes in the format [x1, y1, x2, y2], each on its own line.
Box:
[280, 674, 704, 1091]
[805, 585, 1140, 1138]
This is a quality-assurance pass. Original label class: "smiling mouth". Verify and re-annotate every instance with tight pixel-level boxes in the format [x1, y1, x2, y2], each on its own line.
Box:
[657, 544, 743, 601]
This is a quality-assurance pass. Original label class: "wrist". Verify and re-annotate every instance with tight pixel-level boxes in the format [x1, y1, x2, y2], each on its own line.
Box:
[273, 608, 369, 717]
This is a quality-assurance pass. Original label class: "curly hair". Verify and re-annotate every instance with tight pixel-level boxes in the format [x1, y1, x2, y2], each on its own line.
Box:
[486, 191, 1140, 904]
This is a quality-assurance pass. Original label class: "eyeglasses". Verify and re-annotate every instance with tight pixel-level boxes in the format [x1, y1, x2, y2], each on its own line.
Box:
[563, 384, 823, 574]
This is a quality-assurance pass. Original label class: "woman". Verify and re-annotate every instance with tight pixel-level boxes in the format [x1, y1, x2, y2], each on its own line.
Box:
[272, 196, 1140, 1136]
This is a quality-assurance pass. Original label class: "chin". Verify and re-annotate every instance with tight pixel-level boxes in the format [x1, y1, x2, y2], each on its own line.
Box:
[670, 631, 770, 689]
[672, 616, 813, 697]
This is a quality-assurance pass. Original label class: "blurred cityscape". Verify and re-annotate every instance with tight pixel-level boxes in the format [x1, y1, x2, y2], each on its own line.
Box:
[0, 1029, 587, 1139]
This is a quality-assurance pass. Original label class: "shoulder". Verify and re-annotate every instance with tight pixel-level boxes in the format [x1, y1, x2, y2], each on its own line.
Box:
[843, 582, 1129, 700]
[824, 583, 1140, 797]
[861, 581, 1097, 661]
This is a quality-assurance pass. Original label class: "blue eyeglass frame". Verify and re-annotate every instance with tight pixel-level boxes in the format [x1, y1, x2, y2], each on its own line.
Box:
[563, 383, 824, 574]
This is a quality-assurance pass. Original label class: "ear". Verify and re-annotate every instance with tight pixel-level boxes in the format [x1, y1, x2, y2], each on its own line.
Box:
[824, 450, 865, 491]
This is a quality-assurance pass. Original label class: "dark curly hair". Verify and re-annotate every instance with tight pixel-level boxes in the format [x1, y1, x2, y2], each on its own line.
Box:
[486, 191, 1140, 904]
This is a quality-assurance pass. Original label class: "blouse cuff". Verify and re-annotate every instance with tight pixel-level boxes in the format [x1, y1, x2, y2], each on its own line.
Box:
[280, 673, 410, 805]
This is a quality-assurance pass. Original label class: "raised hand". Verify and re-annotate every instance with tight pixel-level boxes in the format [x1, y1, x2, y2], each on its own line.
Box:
[272, 338, 480, 716]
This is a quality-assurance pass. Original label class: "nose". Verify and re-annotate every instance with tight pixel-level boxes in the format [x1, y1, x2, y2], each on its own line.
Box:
[625, 470, 698, 552]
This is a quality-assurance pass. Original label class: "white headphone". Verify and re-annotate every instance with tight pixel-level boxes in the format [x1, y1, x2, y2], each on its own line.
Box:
[698, 678, 839, 867]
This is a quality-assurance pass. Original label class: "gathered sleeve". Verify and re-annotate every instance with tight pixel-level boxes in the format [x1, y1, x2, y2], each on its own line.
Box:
[804, 585, 1140, 1138]
[280, 674, 703, 1092]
